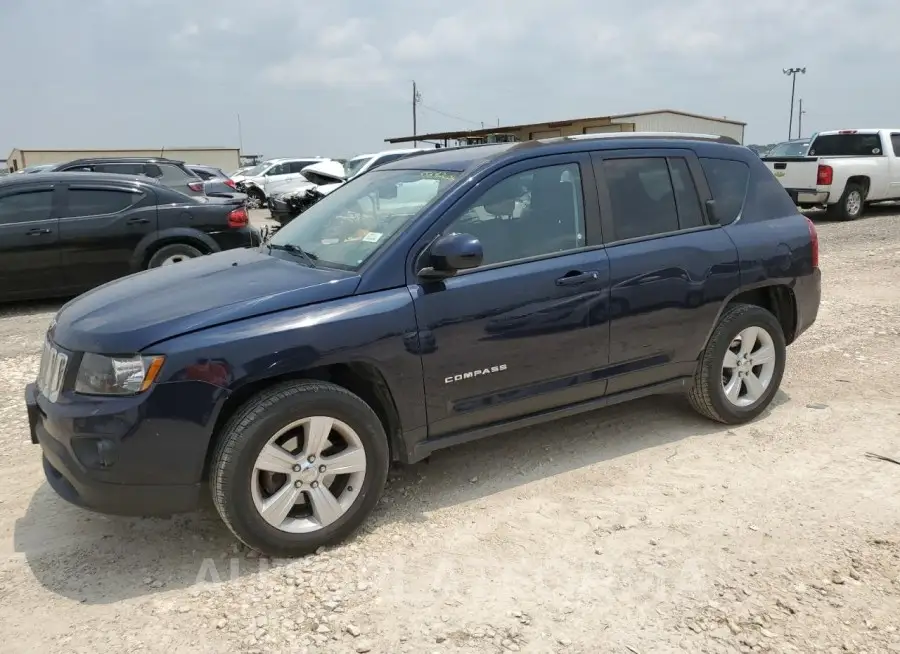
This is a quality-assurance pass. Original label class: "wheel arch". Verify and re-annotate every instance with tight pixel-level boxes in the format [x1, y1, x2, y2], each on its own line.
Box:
[703, 283, 799, 354]
[201, 361, 404, 480]
[132, 228, 220, 271]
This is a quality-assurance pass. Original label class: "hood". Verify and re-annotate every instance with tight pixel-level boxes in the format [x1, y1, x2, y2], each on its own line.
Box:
[302, 160, 346, 181]
[52, 248, 361, 354]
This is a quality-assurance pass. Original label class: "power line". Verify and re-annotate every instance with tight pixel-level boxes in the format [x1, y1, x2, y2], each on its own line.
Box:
[418, 103, 484, 127]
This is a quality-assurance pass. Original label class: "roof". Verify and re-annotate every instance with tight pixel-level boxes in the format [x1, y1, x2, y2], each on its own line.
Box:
[385, 109, 747, 143]
[55, 156, 186, 166]
[0, 171, 162, 186]
[348, 148, 432, 160]
[377, 132, 745, 173]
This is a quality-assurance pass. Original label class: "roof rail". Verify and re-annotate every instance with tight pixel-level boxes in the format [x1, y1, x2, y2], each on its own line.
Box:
[558, 132, 741, 146]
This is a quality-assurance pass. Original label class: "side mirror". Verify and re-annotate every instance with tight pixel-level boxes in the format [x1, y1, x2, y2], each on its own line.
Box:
[418, 233, 483, 280]
[705, 199, 719, 225]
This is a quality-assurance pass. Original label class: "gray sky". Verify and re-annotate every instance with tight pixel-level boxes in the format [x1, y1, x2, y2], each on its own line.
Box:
[2, 0, 898, 159]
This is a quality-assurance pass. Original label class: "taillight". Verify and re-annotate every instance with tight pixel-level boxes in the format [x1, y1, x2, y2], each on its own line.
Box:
[228, 206, 249, 228]
[805, 216, 819, 268]
[816, 164, 833, 186]
[225, 178, 236, 189]
[187, 181, 204, 192]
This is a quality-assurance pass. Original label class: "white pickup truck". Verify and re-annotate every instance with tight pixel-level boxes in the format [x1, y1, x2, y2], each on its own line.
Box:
[761, 129, 900, 220]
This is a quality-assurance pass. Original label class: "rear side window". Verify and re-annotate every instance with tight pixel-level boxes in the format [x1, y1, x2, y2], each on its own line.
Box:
[891, 133, 900, 157]
[288, 160, 319, 174]
[603, 157, 710, 240]
[0, 189, 54, 224]
[192, 168, 216, 180]
[699, 158, 749, 225]
[158, 163, 194, 183]
[61, 189, 141, 217]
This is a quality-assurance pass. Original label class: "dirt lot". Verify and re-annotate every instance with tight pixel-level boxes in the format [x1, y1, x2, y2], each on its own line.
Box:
[1, 209, 899, 654]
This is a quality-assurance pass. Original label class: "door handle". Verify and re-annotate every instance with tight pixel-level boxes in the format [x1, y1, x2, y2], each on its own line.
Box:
[555, 270, 600, 286]
[126, 218, 150, 224]
[26, 228, 52, 236]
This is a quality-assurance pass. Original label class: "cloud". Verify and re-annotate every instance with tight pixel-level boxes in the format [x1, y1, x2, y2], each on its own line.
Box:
[3, 0, 900, 158]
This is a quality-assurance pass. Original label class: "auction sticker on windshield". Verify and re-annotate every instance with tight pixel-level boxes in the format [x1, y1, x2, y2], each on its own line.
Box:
[362, 232, 383, 243]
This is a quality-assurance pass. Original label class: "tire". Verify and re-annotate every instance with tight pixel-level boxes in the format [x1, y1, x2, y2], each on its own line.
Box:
[826, 183, 865, 221]
[688, 303, 787, 424]
[210, 380, 390, 557]
[246, 188, 266, 210]
[147, 243, 203, 268]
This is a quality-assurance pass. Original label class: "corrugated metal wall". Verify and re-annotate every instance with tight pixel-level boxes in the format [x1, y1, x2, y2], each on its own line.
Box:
[611, 112, 744, 143]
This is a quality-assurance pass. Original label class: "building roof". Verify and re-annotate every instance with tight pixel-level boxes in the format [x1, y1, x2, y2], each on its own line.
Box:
[385, 109, 747, 144]
[378, 132, 746, 173]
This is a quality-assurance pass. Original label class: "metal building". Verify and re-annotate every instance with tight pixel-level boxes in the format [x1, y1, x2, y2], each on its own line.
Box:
[385, 109, 746, 147]
[5, 147, 241, 173]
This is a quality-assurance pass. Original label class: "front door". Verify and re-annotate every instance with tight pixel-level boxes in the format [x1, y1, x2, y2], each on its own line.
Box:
[590, 150, 741, 394]
[57, 182, 158, 291]
[0, 182, 62, 300]
[411, 155, 611, 438]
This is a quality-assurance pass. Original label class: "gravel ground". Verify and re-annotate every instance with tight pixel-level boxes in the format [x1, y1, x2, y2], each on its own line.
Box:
[1, 208, 899, 654]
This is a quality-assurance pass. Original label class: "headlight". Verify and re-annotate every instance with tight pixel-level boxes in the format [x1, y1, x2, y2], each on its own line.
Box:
[74, 353, 166, 395]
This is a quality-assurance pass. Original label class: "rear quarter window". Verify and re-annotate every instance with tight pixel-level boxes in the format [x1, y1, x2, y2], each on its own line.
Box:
[699, 158, 749, 225]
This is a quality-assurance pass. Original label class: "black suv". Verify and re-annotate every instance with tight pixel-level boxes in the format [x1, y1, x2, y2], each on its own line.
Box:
[0, 172, 259, 301]
[50, 157, 206, 197]
[26, 134, 820, 557]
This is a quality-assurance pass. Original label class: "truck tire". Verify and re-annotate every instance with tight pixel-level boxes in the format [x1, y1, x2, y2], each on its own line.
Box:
[827, 183, 865, 221]
[211, 380, 390, 557]
[147, 243, 203, 268]
[688, 303, 786, 424]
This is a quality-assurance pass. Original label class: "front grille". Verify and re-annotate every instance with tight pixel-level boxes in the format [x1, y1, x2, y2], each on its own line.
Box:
[36, 339, 69, 403]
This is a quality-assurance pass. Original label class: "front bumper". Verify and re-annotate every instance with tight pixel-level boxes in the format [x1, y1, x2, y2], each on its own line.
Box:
[26, 374, 222, 516]
[269, 197, 299, 224]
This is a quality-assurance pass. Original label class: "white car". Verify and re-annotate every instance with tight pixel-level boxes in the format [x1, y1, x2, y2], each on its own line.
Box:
[234, 157, 334, 207]
[762, 128, 900, 220]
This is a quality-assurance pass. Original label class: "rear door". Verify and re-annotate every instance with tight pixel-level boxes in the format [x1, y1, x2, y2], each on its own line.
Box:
[0, 182, 62, 300]
[265, 160, 319, 196]
[591, 149, 741, 394]
[411, 154, 611, 438]
[57, 181, 158, 290]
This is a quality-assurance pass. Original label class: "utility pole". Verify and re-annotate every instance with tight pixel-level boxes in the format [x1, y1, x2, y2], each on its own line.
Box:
[798, 99, 806, 139]
[412, 81, 422, 147]
[782, 67, 806, 139]
[237, 113, 243, 153]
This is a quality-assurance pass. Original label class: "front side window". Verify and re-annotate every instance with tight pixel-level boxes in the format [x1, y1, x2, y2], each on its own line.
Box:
[266, 163, 288, 176]
[61, 189, 141, 217]
[268, 169, 458, 270]
[891, 134, 900, 157]
[443, 163, 585, 267]
[344, 156, 373, 179]
[0, 189, 54, 224]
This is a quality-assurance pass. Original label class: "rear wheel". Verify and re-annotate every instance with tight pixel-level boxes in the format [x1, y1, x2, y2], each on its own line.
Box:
[211, 381, 390, 557]
[688, 303, 786, 424]
[147, 243, 203, 268]
[827, 183, 865, 221]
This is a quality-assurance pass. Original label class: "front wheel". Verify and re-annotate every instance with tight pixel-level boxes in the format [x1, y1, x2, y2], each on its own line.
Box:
[147, 243, 203, 268]
[210, 381, 390, 557]
[688, 303, 786, 424]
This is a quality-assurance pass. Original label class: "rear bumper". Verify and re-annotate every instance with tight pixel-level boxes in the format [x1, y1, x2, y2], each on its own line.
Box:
[793, 267, 821, 341]
[786, 189, 829, 205]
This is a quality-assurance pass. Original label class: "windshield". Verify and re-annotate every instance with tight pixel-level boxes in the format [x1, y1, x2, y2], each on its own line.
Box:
[240, 161, 273, 177]
[808, 134, 884, 157]
[268, 169, 459, 270]
[343, 156, 373, 179]
[766, 141, 810, 157]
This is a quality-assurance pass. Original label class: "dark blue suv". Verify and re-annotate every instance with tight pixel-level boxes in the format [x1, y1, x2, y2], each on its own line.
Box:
[25, 134, 821, 557]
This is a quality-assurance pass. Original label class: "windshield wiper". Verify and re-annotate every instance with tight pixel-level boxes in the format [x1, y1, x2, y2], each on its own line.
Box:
[267, 243, 318, 268]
